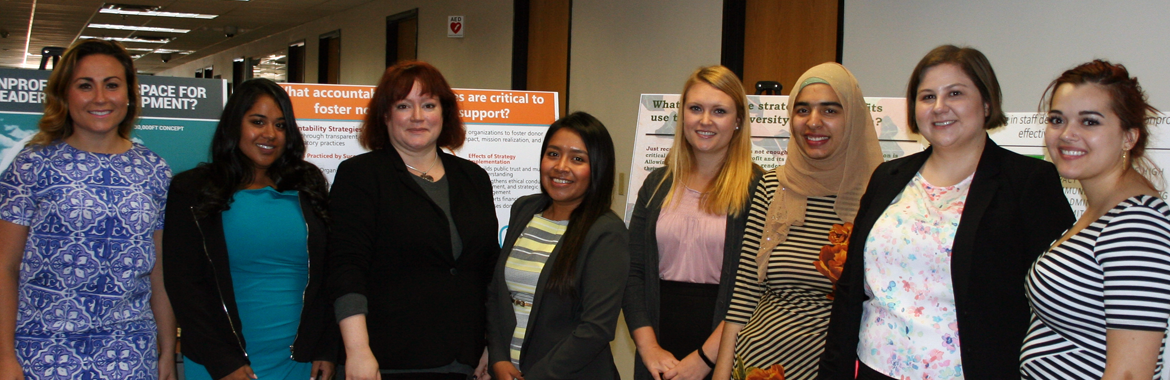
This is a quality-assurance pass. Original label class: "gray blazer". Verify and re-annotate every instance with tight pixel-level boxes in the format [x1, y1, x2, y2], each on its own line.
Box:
[487, 194, 630, 379]
[623, 166, 762, 380]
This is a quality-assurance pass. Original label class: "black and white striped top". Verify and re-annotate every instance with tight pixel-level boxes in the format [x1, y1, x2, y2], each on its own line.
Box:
[1022, 195, 1170, 379]
[725, 171, 842, 379]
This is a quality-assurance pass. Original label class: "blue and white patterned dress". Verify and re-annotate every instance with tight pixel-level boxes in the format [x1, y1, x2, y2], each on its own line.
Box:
[0, 141, 171, 380]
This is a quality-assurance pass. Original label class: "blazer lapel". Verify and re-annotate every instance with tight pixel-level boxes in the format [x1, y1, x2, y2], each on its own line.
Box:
[949, 135, 1002, 305]
[864, 151, 928, 228]
[386, 149, 458, 265]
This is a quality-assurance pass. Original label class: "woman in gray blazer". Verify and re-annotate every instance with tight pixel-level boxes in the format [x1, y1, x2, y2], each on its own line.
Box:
[487, 112, 629, 380]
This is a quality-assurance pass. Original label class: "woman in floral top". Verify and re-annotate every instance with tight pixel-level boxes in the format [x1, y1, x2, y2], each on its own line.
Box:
[711, 62, 883, 380]
[820, 45, 1074, 380]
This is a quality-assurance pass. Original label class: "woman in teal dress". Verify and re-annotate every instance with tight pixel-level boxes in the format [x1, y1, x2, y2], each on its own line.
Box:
[163, 78, 338, 380]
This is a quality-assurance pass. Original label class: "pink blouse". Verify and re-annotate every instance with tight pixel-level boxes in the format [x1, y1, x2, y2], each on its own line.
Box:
[656, 187, 727, 284]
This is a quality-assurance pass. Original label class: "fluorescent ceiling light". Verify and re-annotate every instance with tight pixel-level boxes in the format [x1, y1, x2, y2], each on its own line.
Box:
[88, 24, 190, 33]
[100, 4, 217, 19]
[81, 35, 172, 44]
[152, 49, 195, 54]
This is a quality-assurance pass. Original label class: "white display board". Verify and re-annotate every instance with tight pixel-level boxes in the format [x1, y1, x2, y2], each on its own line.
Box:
[626, 94, 1170, 221]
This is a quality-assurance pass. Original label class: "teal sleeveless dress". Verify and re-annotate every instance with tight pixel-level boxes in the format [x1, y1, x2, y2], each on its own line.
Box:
[184, 187, 312, 380]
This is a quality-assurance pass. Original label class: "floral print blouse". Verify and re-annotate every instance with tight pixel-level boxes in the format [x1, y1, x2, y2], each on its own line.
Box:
[857, 172, 973, 380]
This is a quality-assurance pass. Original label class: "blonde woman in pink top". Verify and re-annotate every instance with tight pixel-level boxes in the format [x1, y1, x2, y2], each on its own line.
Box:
[624, 65, 762, 380]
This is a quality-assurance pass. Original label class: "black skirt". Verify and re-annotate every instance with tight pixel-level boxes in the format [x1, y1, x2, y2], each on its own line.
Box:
[658, 279, 720, 359]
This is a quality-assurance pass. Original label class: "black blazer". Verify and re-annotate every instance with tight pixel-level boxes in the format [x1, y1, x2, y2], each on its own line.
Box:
[820, 136, 1075, 379]
[623, 166, 762, 380]
[487, 194, 629, 379]
[163, 167, 339, 380]
[326, 148, 499, 369]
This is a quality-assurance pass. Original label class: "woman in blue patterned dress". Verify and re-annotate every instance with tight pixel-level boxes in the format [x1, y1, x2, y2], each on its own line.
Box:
[0, 39, 176, 379]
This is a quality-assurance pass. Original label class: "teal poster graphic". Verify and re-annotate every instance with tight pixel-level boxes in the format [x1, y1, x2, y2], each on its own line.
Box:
[0, 68, 226, 175]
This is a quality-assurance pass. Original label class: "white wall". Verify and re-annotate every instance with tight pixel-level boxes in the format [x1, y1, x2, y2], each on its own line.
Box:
[158, 0, 512, 90]
[569, 1, 723, 378]
[842, 0, 1170, 112]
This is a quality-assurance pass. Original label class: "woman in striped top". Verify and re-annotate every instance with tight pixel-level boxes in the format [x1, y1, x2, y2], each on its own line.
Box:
[1022, 60, 1170, 380]
[711, 62, 884, 380]
[487, 112, 629, 380]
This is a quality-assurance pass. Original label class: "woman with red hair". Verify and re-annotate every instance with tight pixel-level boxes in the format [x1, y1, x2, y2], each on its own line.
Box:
[327, 61, 499, 380]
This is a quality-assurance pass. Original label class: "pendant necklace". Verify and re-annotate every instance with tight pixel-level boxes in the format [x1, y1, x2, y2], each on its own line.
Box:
[405, 155, 439, 182]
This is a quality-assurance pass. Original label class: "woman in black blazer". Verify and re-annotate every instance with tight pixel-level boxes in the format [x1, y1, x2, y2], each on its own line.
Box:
[327, 61, 499, 380]
[164, 78, 337, 380]
[820, 46, 1075, 379]
[488, 112, 629, 380]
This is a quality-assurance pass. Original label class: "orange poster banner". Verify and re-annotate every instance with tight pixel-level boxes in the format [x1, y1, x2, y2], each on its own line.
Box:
[281, 83, 373, 121]
[280, 83, 557, 126]
[454, 89, 558, 125]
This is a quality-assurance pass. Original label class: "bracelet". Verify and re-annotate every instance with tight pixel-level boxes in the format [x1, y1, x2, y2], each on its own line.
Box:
[696, 349, 715, 368]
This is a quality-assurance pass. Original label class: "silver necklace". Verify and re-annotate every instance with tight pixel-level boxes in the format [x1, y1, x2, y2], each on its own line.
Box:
[404, 155, 439, 182]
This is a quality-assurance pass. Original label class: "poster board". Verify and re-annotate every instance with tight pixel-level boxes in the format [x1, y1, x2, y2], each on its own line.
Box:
[626, 93, 1170, 221]
[0, 68, 228, 175]
[281, 83, 560, 238]
[625, 94, 919, 221]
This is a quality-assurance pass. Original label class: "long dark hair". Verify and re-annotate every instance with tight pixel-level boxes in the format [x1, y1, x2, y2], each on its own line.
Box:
[193, 78, 329, 221]
[541, 112, 616, 296]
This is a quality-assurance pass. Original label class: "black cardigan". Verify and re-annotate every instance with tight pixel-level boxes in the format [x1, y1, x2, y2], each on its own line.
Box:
[487, 194, 630, 379]
[326, 148, 499, 369]
[819, 137, 1075, 379]
[623, 166, 762, 380]
[163, 167, 339, 380]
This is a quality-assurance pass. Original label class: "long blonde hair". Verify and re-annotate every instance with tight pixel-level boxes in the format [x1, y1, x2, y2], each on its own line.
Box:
[30, 39, 140, 146]
[655, 65, 757, 216]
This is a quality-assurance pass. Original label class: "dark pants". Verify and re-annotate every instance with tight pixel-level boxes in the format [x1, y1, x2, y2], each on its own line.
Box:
[333, 367, 469, 380]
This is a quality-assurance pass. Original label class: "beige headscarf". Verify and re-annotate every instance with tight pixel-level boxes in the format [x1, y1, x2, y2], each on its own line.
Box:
[755, 62, 883, 283]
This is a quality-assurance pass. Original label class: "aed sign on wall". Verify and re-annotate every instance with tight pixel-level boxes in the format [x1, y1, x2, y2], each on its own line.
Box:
[448, 15, 464, 38]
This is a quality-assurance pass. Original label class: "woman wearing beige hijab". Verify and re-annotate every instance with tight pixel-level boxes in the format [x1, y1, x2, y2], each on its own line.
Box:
[712, 62, 882, 380]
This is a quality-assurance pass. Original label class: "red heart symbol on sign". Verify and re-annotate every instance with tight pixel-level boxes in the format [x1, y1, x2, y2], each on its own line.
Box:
[451, 22, 462, 33]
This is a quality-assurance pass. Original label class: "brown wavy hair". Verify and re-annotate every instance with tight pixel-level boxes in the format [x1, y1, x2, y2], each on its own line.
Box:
[30, 39, 140, 146]
[1042, 59, 1162, 188]
[358, 60, 464, 151]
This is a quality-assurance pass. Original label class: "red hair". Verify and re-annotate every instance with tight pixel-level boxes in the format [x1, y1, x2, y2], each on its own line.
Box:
[358, 61, 464, 150]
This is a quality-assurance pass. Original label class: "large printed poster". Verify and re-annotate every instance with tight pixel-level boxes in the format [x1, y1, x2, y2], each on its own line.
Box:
[282, 83, 559, 239]
[626, 93, 1170, 221]
[0, 68, 227, 175]
[991, 112, 1170, 217]
[0, 71, 558, 242]
[625, 94, 920, 221]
